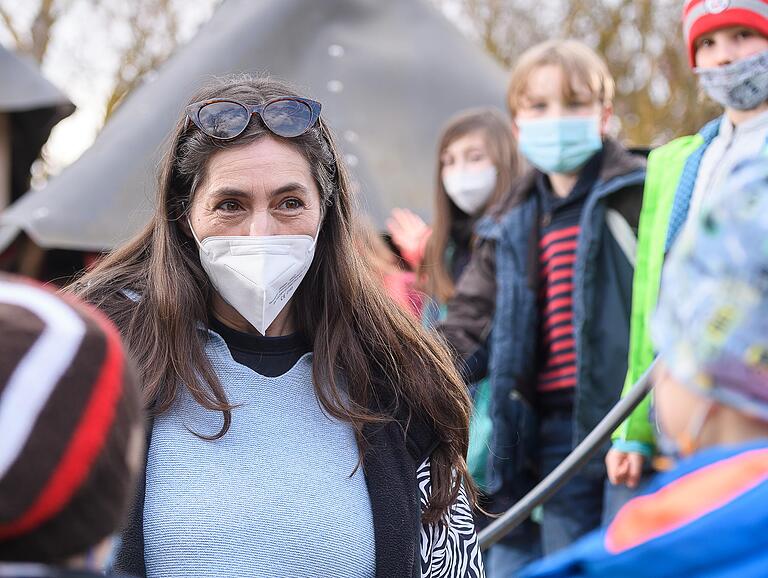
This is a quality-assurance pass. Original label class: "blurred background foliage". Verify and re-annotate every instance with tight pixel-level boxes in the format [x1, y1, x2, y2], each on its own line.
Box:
[432, 0, 722, 146]
[0, 0, 720, 159]
[0, 0, 221, 181]
[0, 0, 221, 125]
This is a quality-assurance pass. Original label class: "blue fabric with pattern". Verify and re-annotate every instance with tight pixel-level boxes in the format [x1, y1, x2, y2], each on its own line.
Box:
[664, 117, 721, 252]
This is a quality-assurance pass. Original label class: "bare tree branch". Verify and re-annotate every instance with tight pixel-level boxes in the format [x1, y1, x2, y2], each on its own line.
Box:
[435, 0, 721, 145]
[101, 0, 184, 123]
[29, 0, 56, 63]
[0, 4, 27, 50]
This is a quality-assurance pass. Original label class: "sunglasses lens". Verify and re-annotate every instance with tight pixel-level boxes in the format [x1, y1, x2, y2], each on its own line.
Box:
[197, 101, 250, 138]
[262, 99, 315, 137]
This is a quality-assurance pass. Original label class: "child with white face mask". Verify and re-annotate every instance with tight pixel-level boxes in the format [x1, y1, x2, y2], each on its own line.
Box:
[609, 0, 768, 494]
[439, 39, 646, 576]
[387, 108, 520, 309]
[441, 132, 499, 216]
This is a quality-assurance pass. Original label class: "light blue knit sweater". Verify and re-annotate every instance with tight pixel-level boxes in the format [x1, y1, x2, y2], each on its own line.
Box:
[143, 331, 376, 578]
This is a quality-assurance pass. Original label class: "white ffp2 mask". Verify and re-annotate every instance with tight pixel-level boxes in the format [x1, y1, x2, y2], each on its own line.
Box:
[190, 222, 318, 335]
[442, 166, 497, 215]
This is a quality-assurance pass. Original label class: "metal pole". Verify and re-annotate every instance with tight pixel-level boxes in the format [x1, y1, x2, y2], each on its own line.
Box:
[478, 359, 657, 551]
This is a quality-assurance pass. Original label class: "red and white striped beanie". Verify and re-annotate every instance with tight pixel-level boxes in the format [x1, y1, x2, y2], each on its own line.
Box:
[683, 0, 768, 66]
[0, 275, 143, 562]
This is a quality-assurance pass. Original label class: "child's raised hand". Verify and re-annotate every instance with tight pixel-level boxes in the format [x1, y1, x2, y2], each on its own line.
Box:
[386, 208, 431, 269]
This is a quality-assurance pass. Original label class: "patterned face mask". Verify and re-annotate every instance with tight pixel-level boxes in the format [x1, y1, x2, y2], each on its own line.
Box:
[695, 48, 768, 111]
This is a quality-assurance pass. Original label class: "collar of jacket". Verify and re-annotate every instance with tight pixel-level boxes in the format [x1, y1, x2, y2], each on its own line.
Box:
[113, 328, 440, 578]
[664, 116, 722, 251]
[484, 137, 647, 223]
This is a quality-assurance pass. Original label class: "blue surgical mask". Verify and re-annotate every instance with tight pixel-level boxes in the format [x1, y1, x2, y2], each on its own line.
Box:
[517, 116, 603, 174]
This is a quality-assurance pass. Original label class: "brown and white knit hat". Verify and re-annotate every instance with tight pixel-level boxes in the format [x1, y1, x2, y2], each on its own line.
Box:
[0, 275, 143, 563]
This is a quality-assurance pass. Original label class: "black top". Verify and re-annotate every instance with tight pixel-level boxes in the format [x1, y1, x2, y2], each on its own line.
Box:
[210, 318, 311, 377]
[535, 148, 603, 218]
[0, 566, 117, 578]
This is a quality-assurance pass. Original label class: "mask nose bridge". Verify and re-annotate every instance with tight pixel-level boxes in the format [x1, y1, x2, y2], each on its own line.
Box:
[246, 210, 275, 237]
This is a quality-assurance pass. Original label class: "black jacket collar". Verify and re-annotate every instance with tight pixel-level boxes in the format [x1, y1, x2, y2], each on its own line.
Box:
[0, 564, 112, 578]
[489, 137, 646, 220]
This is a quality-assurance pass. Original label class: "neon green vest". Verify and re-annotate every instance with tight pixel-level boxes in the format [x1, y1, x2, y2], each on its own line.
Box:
[612, 134, 705, 448]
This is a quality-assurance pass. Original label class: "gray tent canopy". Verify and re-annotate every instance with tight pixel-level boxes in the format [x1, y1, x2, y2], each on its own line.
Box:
[0, 0, 506, 252]
[0, 45, 74, 205]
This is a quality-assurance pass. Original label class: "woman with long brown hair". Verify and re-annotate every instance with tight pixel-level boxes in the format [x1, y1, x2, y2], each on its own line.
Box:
[69, 75, 483, 578]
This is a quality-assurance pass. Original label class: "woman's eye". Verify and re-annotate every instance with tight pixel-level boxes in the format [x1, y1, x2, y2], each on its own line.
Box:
[699, 38, 714, 48]
[737, 29, 754, 39]
[280, 198, 304, 211]
[217, 200, 242, 212]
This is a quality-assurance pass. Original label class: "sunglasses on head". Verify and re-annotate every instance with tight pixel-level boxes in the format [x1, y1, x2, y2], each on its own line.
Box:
[185, 96, 322, 140]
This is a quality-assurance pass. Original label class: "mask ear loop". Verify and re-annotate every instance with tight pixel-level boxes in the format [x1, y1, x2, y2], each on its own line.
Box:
[179, 200, 205, 248]
[679, 399, 715, 457]
[187, 217, 202, 245]
[184, 212, 209, 257]
[307, 218, 324, 254]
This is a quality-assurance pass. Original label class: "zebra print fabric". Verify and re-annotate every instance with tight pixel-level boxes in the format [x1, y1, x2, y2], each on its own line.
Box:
[418, 459, 485, 577]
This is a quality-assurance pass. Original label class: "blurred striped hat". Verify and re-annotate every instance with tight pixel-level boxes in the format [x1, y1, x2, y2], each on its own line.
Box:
[683, 0, 768, 66]
[0, 275, 143, 562]
[652, 154, 768, 420]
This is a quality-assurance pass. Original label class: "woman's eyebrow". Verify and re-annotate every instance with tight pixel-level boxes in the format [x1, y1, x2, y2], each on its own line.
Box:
[206, 183, 311, 201]
[269, 182, 311, 197]
[208, 187, 251, 200]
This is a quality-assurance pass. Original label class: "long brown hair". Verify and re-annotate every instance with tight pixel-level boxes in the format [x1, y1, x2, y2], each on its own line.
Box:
[421, 108, 520, 303]
[68, 75, 473, 523]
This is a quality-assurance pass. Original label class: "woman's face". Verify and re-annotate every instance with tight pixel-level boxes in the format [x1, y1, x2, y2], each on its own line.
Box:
[440, 131, 494, 181]
[188, 136, 322, 240]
